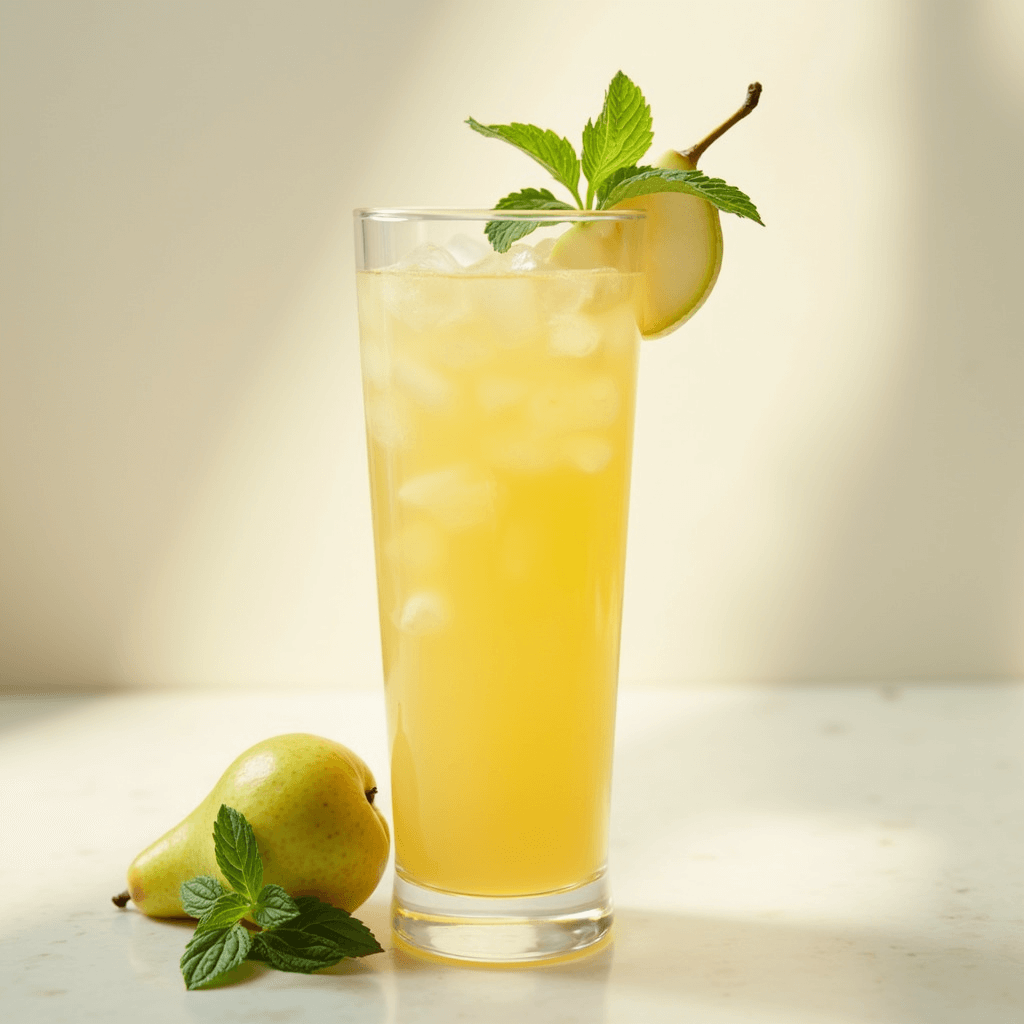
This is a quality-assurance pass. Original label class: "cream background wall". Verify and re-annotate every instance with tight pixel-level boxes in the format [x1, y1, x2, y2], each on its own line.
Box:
[2, 0, 1022, 689]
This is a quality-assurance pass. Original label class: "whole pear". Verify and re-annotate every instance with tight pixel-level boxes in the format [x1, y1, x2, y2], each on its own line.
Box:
[125, 734, 390, 918]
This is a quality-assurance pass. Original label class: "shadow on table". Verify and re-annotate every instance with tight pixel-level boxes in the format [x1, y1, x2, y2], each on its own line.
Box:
[612, 907, 1021, 1024]
[389, 944, 613, 1023]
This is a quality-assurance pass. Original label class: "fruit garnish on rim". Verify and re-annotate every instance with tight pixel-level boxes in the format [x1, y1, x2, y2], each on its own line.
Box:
[467, 72, 763, 338]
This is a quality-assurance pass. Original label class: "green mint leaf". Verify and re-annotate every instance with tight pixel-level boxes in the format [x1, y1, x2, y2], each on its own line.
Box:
[212, 805, 263, 901]
[195, 891, 253, 932]
[601, 167, 764, 224]
[466, 118, 582, 206]
[180, 923, 252, 990]
[247, 896, 383, 973]
[288, 895, 384, 958]
[245, 940, 269, 963]
[252, 884, 300, 930]
[484, 187, 575, 253]
[594, 163, 655, 205]
[251, 929, 347, 974]
[581, 71, 653, 207]
[180, 876, 226, 919]
[494, 187, 574, 211]
[485, 220, 538, 253]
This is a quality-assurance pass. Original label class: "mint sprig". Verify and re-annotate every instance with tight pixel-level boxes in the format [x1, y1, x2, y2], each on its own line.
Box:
[467, 71, 763, 251]
[177, 804, 383, 990]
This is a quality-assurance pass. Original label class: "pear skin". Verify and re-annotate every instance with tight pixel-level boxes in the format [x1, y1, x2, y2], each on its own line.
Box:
[125, 734, 390, 918]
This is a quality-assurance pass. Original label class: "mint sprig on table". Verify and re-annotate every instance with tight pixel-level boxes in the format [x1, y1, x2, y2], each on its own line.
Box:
[467, 70, 763, 252]
[178, 805, 382, 990]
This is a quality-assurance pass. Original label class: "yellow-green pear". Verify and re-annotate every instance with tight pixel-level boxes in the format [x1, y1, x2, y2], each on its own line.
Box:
[123, 734, 390, 918]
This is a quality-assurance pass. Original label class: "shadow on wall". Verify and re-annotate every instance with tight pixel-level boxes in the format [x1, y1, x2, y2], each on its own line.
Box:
[775, 0, 1024, 680]
[0, 1, 432, 688]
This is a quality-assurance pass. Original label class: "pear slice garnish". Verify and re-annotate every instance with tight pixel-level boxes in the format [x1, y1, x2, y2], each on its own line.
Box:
[549, 83, 760, 340]
[612, 150, 724, 339]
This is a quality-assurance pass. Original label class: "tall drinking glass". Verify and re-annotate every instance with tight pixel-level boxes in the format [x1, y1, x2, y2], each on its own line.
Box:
[354, 209, 645, 964]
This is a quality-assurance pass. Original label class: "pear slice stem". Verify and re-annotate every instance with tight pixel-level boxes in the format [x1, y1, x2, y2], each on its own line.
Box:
[112, 890, 131, 908]
[682, 82, 762, 167]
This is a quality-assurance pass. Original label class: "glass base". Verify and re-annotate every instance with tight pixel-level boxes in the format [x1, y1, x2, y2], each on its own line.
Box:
[392, 872, 613, 965]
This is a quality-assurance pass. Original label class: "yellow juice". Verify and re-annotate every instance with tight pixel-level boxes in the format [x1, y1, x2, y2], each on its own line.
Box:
[357, 262, 639, 896]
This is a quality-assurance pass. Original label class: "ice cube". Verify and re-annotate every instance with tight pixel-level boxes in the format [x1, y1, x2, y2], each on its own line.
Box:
[484, 431, 558, 474]
[470, 240, 540, 274]
[580, 272, 636, 313]
[385, 521, 446, 572]
[380, 267, 470, 332]
[396, 591, 449, 634]
[548, 313, 603, 357]
[532, 237, 557, 264]
[360, 338, 390, 388]
[445, 234, 491, 268]
[398, 464, 496, 529]
[394, 355, 454, 409]
[437, 327, 494, 369]
[593, 301, 641, 353]
[477, 376, 528, 414]
[469, 277, 542, 348]
[539, 271, 601, 316]
[396, 243, 462, 274]
[527, 376, 620, 434]
[356, 275, 388, 338]
[561, 434, 614, 473]
[471, 249, 517, 275]
[364, 394, 412, 449]
[508, 244, 540, 272]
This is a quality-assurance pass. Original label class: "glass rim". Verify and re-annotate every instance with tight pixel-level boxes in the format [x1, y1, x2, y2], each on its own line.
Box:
[354, 207, 646, 223]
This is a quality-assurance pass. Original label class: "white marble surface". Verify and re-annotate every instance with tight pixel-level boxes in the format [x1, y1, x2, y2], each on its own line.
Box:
[1, 683, 1022, 1023]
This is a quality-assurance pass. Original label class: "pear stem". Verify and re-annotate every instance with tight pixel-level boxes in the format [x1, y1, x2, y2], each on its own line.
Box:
[682, 82, 762, 167]
[112, 890, 131, 908]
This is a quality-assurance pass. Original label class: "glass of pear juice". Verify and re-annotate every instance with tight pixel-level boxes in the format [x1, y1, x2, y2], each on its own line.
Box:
[354, 208, 645, 964]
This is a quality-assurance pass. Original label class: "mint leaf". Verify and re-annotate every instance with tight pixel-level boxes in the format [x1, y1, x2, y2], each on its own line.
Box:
[287, 895, 384, 958]
[466, 119, 582, 206]
[495, 187, 574, 211]
[594, 163, 654, 206]
[195, 891, 253, 932]
[248, 895, 383, 973]
[581, 71, 653, 207]
[180, 923, 252, 990]
[601, 167, 764, 224]
[484, 188, 575, 253]
[180, 876, 226, 919]
[251, 929, 345, 974]
[212, 805, 263, 901]
[252, 884, 300, 930]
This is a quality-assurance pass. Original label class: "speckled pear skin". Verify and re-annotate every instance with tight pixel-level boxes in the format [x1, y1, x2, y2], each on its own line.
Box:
[126, 734, 390, 918]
